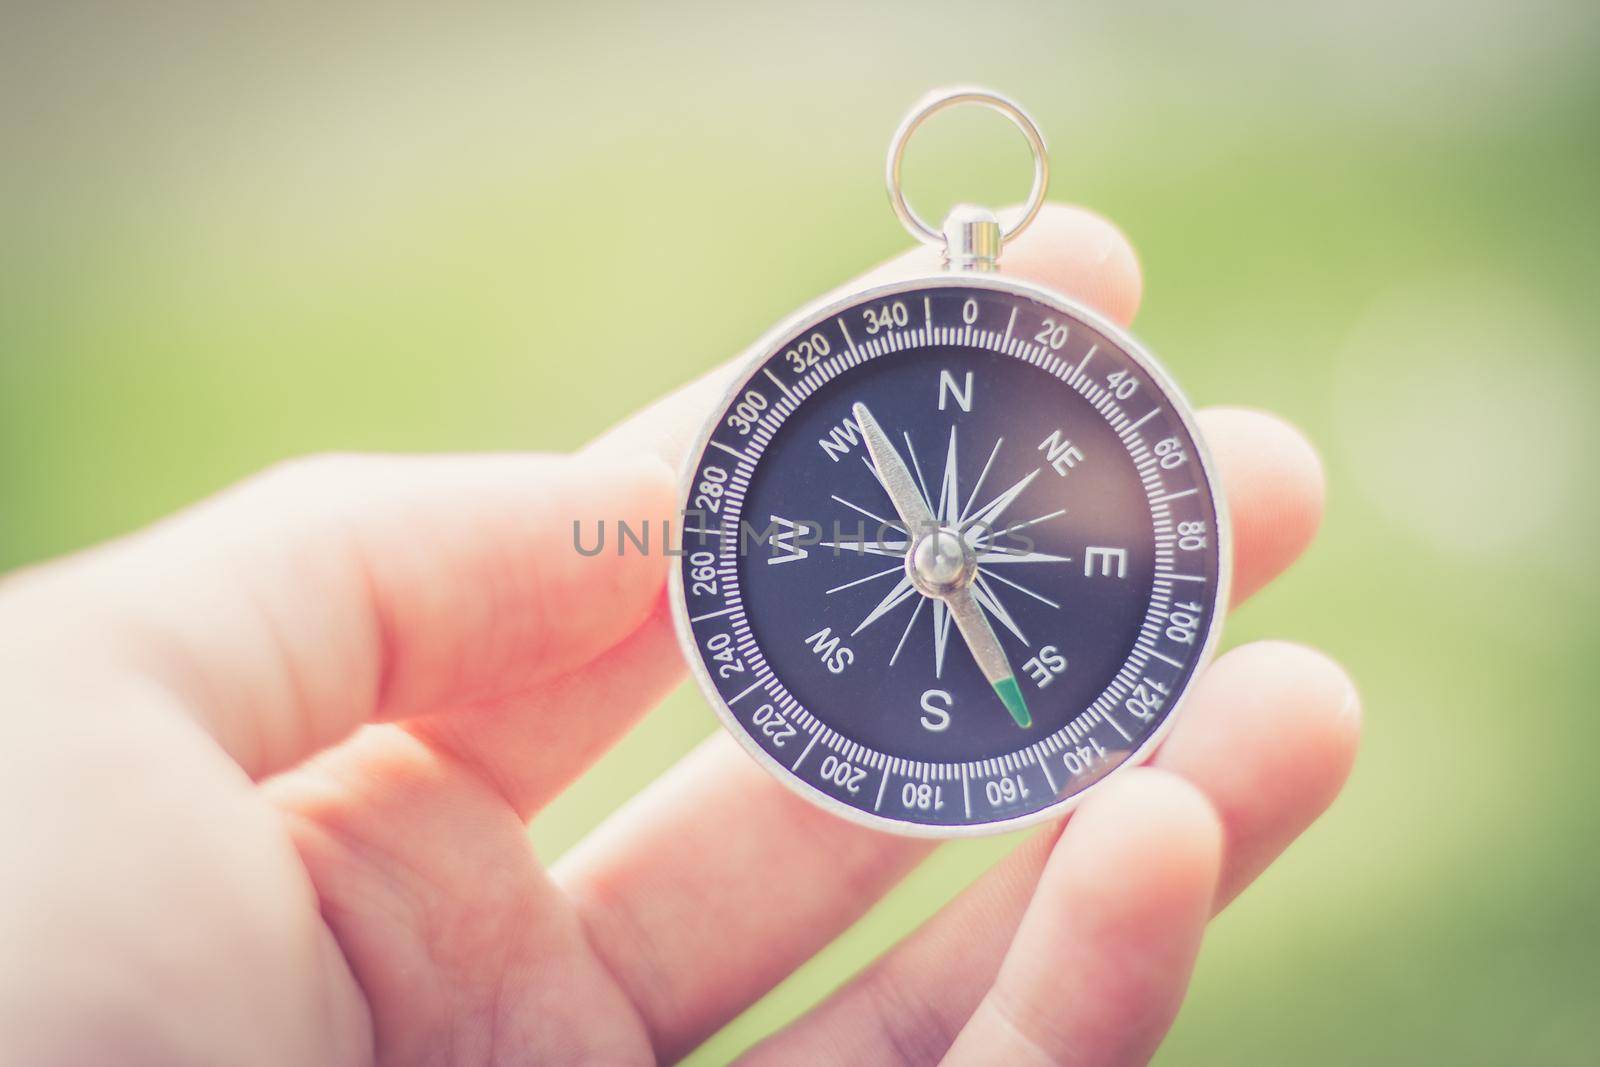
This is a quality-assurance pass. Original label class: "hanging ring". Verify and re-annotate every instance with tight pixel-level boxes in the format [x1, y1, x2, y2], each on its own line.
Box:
[885, 86, 1050, 247]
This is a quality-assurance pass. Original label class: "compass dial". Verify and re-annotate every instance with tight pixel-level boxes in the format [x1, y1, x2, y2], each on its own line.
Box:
[672, 277, 1228, 835]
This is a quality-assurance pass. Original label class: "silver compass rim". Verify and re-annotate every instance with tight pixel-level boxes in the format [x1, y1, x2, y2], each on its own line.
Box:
[667, 271, 1232, 840]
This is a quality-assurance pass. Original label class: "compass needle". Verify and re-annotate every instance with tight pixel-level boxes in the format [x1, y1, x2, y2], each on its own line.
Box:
[993, 677, 1032, 730]
[673, 89, 1225, 833]
[946, 586, 1031, 728]
[853, 402, 937, 532]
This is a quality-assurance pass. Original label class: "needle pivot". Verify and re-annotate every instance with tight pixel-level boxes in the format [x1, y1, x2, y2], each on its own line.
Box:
[908, 527, 975, 595]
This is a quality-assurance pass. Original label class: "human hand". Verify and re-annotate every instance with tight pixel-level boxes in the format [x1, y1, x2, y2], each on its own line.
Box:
[0, 205, 1359, 1066]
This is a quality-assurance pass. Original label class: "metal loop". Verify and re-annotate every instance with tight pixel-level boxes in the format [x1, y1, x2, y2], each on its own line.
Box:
[886, 87, 1050, 247]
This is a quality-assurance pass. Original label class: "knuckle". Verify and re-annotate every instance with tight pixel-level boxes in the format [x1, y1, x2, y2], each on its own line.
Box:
[859, 962, 962, 1066]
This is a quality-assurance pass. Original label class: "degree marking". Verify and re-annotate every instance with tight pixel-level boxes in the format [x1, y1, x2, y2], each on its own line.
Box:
[1099, 704, 1133, 742]
[1124, 408, 1158, 434]
[708, 439, 755, 462]
[690, 606, 737, 623]
[762, 366, 797, 401]
[1145, 647, 1185, 668]
[838, 318, 859, 356]
[1072, 344, 1099, 381]
[1040, 753, 1059, 792]
[793, 732, 819, 770]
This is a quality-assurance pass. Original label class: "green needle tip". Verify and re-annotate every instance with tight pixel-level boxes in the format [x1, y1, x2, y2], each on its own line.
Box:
[994, 677, 1032, 728]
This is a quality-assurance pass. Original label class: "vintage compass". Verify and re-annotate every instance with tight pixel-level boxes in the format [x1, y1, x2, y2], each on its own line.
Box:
[670, 88, 1229, 836]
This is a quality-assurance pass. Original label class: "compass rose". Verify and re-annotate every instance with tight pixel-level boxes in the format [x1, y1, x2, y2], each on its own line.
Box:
[816, 404, 1072, 726]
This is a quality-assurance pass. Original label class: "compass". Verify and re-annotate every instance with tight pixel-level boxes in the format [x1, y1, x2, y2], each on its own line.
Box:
[670, 89, 1228, 836]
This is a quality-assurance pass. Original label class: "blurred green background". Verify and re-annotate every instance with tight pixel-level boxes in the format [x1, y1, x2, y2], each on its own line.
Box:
[3, 2, 1597, 1063]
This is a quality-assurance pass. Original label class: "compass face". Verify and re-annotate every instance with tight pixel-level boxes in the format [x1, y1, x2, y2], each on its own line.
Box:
[671, 276, 1227, 835]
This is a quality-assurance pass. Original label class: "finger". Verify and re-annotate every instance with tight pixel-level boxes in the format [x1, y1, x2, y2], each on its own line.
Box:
[941, 769, 1221, 1067]
[411, 595, 687, 815]
[1153, 640, 1360, 906]
[739, 642, 1359, 1064]
[1199, 407, 1326, 607]
[0, 452, 674, 779]
[557, 733, 934, 1061]
[428, 203, 1146, 815]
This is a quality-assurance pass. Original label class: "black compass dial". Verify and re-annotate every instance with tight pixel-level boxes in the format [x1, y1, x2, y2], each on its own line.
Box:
[674, 278, 1226, 834]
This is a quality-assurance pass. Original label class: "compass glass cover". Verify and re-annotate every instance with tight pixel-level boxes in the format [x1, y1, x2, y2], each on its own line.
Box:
[676, 279, 1224, 833]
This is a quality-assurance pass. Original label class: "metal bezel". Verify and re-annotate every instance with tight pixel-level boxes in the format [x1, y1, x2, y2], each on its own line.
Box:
[668, 271, 1232, 839]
